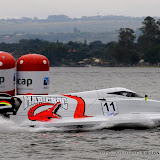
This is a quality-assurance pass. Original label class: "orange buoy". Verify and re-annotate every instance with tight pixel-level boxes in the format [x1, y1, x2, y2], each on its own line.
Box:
[16, 53, 50, 95]
[0, 51, 16, 96]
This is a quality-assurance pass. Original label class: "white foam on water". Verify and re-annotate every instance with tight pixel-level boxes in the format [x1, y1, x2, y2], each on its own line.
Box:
[0, 114, 158, 133]
[0, 116, 64, 133]
[91, 114, 157, 130]
[28, 126, 67, 133]
[0, 116, 29, 133]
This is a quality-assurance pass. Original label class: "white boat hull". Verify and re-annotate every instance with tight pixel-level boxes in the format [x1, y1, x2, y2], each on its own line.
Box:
[1, 87, 160, 129]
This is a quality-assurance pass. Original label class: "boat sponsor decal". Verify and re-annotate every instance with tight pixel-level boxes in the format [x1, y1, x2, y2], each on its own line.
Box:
[28, 102, 62, 121]
[0, 100, 11, 106]
[62, 95, 91, 118]
[101, 101, 118, 116]
[26, 96, 68, 122]
[26, 95, 91, 122]
[24, 96, 68, 110]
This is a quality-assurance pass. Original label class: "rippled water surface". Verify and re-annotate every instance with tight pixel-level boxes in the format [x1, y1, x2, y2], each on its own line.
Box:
[1, 67, 160, 160]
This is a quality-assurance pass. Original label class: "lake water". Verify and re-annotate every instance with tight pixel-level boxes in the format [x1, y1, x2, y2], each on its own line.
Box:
[1, 67, 160, 160]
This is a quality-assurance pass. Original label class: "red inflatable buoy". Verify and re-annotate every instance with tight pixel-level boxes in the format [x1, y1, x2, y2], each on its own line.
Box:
[0, 51, 15, 96]
[17, 53, 50, 95]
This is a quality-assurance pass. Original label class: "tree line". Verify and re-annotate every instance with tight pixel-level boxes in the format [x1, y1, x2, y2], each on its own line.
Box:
[0, 16, 160, 66]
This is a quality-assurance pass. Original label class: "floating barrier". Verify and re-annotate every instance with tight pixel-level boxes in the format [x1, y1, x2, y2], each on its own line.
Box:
[0, 51, 15, 96]
[17, 53, 49, 95]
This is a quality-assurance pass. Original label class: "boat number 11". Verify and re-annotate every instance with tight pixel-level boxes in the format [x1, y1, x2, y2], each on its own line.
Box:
[101, 101, 118, 116]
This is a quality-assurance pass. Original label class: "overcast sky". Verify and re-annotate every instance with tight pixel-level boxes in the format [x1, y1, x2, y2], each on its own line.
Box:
[1, 0, 160, 19]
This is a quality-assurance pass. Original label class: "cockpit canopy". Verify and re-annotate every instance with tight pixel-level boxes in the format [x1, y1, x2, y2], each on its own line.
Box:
[108, 91, 143, 98]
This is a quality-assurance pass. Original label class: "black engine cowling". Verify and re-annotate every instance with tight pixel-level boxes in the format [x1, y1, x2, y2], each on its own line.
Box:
[0, 93, 21, 117]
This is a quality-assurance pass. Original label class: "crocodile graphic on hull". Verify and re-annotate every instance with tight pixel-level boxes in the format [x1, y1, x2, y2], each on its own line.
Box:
[28, 102, 61, 122]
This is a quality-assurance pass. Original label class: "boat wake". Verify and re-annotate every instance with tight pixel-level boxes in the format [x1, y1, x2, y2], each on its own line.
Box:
[0, 116, 28, 133]
[0, 114, 158, 133]
[91, 114, 157, 131]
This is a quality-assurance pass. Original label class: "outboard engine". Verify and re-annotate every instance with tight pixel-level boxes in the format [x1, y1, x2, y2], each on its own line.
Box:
[0, 93, 21, 117]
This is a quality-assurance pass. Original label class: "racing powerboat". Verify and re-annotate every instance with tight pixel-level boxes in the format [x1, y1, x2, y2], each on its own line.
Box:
[1, 87, 160, 128]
